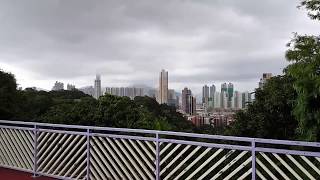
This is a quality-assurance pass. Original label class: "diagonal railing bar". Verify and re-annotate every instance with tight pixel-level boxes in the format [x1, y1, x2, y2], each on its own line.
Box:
[96, 136, 132, 179]
[0, 120, 319, 180]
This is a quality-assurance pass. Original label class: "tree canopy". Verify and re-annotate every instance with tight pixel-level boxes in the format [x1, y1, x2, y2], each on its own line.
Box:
[282, 0, 320, 141]
[0, 70, 18, 119]
[225, 75, 297, 140]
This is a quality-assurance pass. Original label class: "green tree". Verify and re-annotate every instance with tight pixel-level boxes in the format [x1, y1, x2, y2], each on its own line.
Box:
[39, 97, 99, 125]
[284, 0, 320, 141]
[226, 75, 297, 140]
[14, 89, 53, 121]
[300, 0, 320, 20]
[134, 96, 195, 132]
[0, 70, 18, 119]
[286, 35, 320, 141]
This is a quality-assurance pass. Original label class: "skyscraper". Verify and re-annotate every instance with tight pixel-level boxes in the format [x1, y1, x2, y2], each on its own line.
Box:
[227, 83, 234, 108]
[221, 91, 228, 109]
[214, 92, 221, 108]
[259, 73, 273, 88]
[189, 96, 196, 115]
[208, 84, 216, 108]
[168, 89, 177, 107]
[242, 91, 252, 108]
[221, 83, 227, 93]
[233, 91, 243, 109]
[158, 69, 168, 104]
[94, 74, 102, 99]
[202, 85, 209, 104]
[210, 84, 216, 99]
[182, 87, 194, 114]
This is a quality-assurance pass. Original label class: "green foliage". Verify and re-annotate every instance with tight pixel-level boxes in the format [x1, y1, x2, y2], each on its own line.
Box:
[285, 34, 320, 141]
[39, 97, 99, 125]
[37, 94, 195, 131]
[226, 76, 298, 140]
[134, 96, 195, 132]
[49, 90, 91, 100]
[0, 70, 18, 119]
[300, 0, 320, 20]
[94, 94, 148, 128]
[14, 89, 53, 120]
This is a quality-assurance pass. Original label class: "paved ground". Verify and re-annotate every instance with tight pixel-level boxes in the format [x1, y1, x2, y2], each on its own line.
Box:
[0, 168, 56, 180]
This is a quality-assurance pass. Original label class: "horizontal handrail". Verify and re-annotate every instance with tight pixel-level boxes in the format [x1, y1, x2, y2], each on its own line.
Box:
[0, 119, 320, 147]
[1, 119, 320, 180]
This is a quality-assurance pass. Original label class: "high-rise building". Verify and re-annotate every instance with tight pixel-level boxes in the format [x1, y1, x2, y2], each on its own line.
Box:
[181, 87, 196, 115]
[227, 83, 234, 108]
[242, 91, 252, 108]
[220, 82, 234, 108]
[233, 91, 243, 109]
[221, 91, 228, 109]
[227, 83, 234, 98]
[259, 73, 273, 88]
[105, 87, 144, 99]
[182, 87, 191, 114]
[190, 96, 196, 115]
[94, 74, 102, 99]
[168, 89, 177, 107]
[207, 84, 216, 109]
[158, 69, 168, 104]
[214, 92, 221, 108]
[202, 85, 209, 104]
[120, 87, 125, 96]
[210, 84, 216, 100]
[52, 81, 64, 91]
[221, 83, 227, 93]
[175, 96, 180, 109]
[67, 84, 76, 91]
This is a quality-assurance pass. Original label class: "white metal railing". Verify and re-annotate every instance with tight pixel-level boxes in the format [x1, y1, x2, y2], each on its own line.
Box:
[0, 120, 319, 179]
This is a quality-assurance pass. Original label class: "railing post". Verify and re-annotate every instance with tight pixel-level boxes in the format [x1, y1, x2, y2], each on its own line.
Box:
[156, 132, 160, 180]
[86, 129, 91, 180]
[251, 139, 256, 180]
[32, 124, 38, 178]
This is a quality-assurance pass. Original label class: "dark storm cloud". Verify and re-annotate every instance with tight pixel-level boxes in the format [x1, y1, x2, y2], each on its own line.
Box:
[0, 0, 319, 92]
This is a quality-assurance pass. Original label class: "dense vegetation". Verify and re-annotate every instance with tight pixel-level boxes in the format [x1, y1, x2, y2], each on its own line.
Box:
[225, 75, 298, 140]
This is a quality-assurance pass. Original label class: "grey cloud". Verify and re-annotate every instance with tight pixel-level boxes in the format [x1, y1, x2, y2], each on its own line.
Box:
[0, 0, 319, 92]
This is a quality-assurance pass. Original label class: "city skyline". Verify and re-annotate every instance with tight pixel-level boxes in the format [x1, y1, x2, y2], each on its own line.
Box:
[45, 72, 256, 100]
[1, 0, 320, 94]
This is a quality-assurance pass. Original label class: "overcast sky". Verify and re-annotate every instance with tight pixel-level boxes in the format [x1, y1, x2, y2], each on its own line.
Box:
[1, 0, 319, 94]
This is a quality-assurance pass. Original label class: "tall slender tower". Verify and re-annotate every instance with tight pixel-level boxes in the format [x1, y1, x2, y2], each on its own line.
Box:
[182, 87, 195, 115]
[158, 69, 168, 104]
[221, 83, 227, 93]
[227, 83, 234, 108]
[182, 87, 191, 114]
[210, 84, 216, 99]
[202, 85, 209, 104]
[94, 74, 102, 99]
